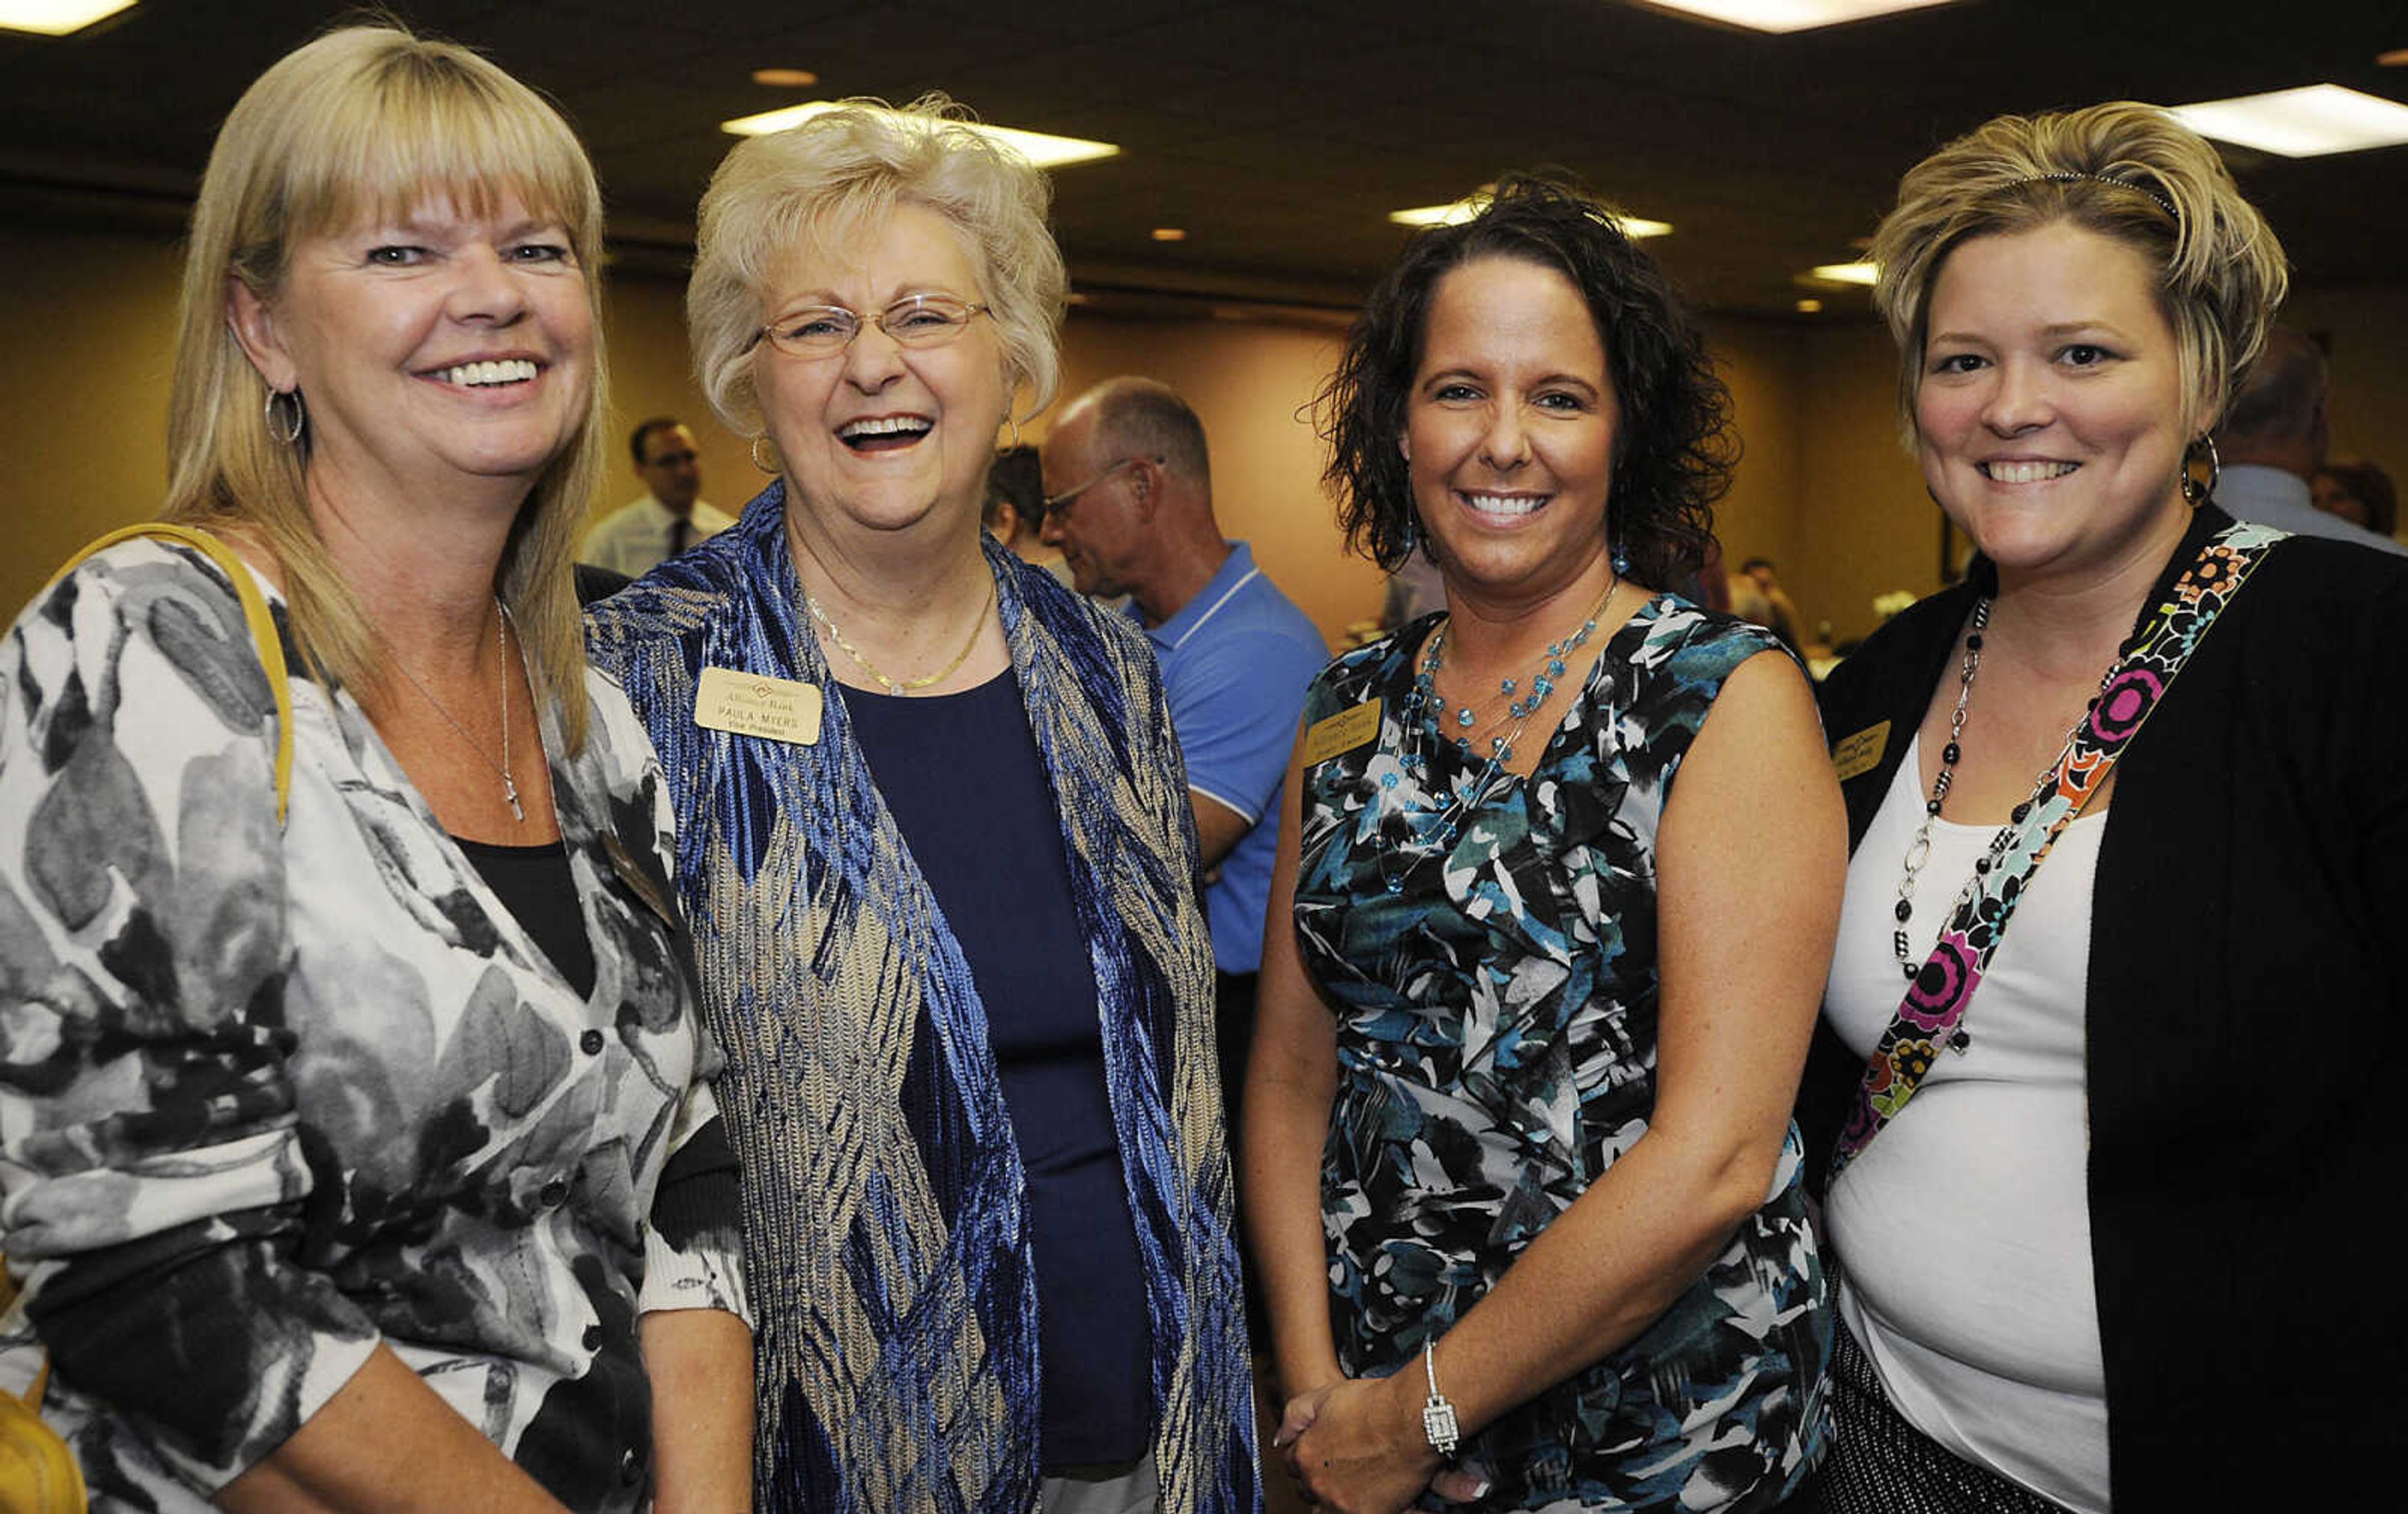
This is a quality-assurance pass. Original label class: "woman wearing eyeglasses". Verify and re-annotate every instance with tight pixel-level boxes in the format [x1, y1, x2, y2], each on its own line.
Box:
[584, 97, 1257, 1514]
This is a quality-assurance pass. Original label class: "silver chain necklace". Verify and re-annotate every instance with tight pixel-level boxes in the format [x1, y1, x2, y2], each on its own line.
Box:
[391, 598, 524, 823]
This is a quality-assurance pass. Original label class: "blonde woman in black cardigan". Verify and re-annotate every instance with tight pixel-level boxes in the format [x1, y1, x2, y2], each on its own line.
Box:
[1799, 102, 2408, 1510]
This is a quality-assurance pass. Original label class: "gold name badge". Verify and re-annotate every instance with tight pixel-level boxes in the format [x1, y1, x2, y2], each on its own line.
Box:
[1832, 720, 1890, 783]
[1301, 699, 1381, 767]
[694, 667, 823, 746]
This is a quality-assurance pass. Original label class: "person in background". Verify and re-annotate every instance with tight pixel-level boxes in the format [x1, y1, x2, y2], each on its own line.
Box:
[0, 25, 751, 1513]
[1800, 102, 2408, 1511]
[1039, 376, 1328, 1133]
[1245, 173, 1842, 1513]
[580, 416, 737, 574]
[584, 98, 1257, 1513]
[981, 442, 1044, 550]
[1736, 556, 1803, 648]
[2213, 326, 2403, 554]
[2314, 457, 2398, 539]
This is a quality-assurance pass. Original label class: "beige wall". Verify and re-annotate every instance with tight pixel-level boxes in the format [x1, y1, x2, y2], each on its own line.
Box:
[8, 221, 2406, 653]
[1791, 321, 1939, 646]
[2, 226, 182, 611]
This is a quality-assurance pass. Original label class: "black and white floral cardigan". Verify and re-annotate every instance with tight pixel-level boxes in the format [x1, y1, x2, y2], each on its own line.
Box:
[0, 538, 748, 1511]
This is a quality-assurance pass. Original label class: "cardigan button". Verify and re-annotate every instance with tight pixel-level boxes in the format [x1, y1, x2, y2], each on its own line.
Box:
[581, 1029, 606, 1056]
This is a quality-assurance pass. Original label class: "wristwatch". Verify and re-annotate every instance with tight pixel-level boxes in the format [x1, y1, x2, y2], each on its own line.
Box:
[1421, 1338, 1460, 1458]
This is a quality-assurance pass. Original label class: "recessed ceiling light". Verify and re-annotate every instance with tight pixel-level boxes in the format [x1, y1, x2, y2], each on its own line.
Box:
[1151, 227, 1187, 241]
[1795, 297, 1824, 313]
[750, 67, 818, 88]
[1634, 0, 1959, 34]
[721, 102, 1119, 169]
[0, 0, 136, 34]
[2170, 85, 2408, 157]
[1809, 262, 1878, 285]
[1389, 197, 1671, 238]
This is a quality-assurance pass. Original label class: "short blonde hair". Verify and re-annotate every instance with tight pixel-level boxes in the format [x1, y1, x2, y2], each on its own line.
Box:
[687, 95, 1066, 439]
[1869, 101, 2288, 444]
[163, 23, 608, 747]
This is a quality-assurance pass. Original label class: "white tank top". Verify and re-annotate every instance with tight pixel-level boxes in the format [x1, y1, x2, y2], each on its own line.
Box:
[1825, 733, 2111, 1511]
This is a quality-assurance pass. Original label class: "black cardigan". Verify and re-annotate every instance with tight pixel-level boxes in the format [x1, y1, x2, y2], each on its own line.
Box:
[1799, 506, 2408, 1493]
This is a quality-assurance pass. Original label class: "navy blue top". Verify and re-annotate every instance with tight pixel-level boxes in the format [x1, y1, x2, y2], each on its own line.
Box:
[843, 669, 1153, 1467]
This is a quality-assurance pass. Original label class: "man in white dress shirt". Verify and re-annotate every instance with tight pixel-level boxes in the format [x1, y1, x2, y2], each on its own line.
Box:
[579, 418, 736, 576]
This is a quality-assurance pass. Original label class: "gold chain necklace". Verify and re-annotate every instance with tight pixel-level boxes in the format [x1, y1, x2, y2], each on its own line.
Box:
[390, 598, 525, 822]
[805, 571, 996, 696]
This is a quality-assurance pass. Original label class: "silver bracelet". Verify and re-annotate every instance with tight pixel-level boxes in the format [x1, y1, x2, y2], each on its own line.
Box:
[1420, 1338, 1460, 1458]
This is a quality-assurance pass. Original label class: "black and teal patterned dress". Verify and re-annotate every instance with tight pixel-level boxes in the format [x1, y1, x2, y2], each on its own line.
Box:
[1292, 595, 1831, 1512]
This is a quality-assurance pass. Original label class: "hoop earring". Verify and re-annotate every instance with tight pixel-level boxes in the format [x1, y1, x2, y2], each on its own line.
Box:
[751, 434, 780, 475]
[2181, 433, 2221, 506]
[998, 413, 1023, 454]
[265, 385, 305, 445]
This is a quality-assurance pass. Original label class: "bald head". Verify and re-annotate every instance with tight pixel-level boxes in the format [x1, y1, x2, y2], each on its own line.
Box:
[1041, 377, 1229, 621]
[1063, 377, 1213, 496]
[2220, 327, 2327, 480]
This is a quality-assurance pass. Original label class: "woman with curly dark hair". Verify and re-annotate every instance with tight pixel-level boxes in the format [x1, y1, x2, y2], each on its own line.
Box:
[1241, 174, 1844, 1513]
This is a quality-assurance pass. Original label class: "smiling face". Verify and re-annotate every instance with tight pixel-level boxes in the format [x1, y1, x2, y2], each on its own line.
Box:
[1402, 255, 1621, 614]
[1914, 221, 2200, 590]
[235, 189, 593, 513]
[752, 201, 1008, 550]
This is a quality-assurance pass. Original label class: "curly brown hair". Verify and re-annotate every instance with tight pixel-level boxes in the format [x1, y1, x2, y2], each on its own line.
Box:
[1317, 173, 1735, 588]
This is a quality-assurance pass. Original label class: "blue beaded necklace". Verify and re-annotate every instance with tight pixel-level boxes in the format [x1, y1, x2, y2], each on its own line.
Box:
[1389, 573, 1622, 868]
[1415, 573, 1621, 763]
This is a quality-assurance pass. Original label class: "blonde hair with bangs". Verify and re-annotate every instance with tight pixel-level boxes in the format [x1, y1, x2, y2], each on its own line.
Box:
[164, 23, 608, 748]
[687, 95, 1066, 442]
[1868, 101, 2288, 448]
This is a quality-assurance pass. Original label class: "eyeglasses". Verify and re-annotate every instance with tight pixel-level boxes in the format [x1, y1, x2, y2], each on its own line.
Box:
[756, 293, 991, 359]
[1043, 455, 1158, 514]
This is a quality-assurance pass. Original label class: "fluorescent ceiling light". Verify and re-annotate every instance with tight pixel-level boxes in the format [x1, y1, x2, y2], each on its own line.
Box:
[2168, 85, 2408, 157]
[1808, 262, 1878, 285]
[1390, 198, 1671, 238]
[1636, 0, 1958, 34]
[720, 102, 1119, 168]
[0, 0, 135, 34]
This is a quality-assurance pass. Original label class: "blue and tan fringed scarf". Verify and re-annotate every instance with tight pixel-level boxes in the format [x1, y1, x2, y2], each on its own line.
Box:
[586, 484, 1259, 1513]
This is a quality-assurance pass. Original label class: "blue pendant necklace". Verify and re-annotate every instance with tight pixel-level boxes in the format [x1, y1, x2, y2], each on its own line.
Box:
[1388, 571, 1622, 876]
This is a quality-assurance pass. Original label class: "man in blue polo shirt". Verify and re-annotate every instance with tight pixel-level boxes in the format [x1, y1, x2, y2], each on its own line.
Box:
[1040, 378, 1328, 1123]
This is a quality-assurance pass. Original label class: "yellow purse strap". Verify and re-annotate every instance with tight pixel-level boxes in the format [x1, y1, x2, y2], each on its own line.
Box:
[42, 524, 293, 825]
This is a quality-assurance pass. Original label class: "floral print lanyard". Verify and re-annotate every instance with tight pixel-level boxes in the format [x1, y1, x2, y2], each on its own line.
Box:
[1832, 521, 2284, 1178]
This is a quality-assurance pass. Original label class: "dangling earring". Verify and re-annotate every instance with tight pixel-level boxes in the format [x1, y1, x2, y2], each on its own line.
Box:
[1401, 512, 1420, 555]
[751, 435, 780, 475]
[264, 385, 305, 445]
[1611, 541, 1631, 576]
[2180, 433, 2220, 506]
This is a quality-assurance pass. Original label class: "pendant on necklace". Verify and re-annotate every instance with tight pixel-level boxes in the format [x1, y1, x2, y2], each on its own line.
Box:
[503, 772, 525, 823]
